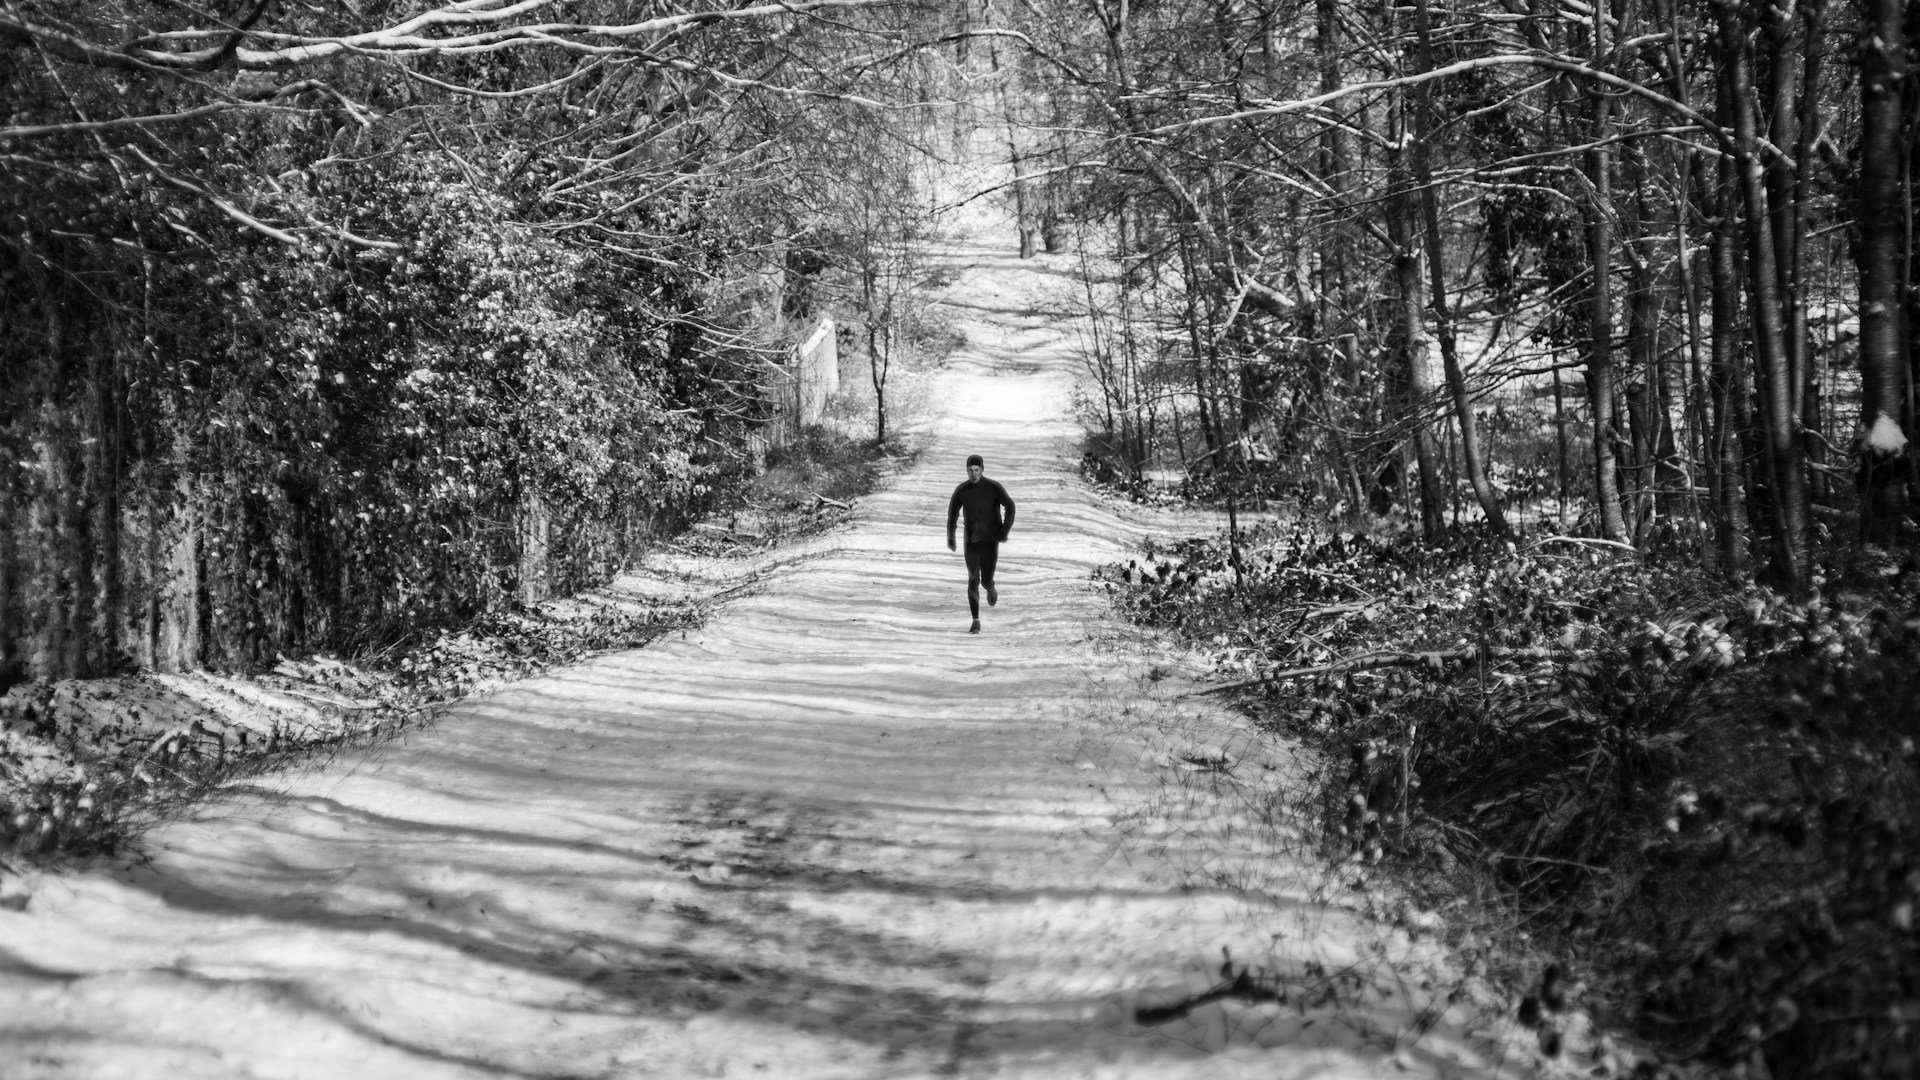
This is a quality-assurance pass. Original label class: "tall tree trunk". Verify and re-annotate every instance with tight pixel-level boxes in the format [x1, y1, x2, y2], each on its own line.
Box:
[1413, 0, 1507, 534]
[1761, 0, 1805, 417]
[982, 6, 1037, 258]
[1585, 64, 1632, 544]
[1523, 0, 1628, 541]
[1010, 135, 1038, 259]
[1857, 0, 1914, 539]
[1621, 145, 1659, 538]
[1721, 0, 1812, 589]
[1387, 105, 1446, 540]
[96, 328, 126, 672]
[1315, 0, 1366, 495]
[1650, 0, 1717, 543]
[1905, 8, 1920, 519]
[1792, 0, 1832, 502]
[865, 267, 890, 445]
[1709, 101, 1756, 577]
[1680, 207, 1715, 530]
[1177, 235, 1227, 474]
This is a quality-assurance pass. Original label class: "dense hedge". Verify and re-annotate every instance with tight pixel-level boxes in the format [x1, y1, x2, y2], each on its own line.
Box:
[1, 140, 757, 680]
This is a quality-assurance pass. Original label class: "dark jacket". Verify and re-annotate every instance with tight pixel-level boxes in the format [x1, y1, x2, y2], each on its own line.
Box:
[948, 477, 1015, 544]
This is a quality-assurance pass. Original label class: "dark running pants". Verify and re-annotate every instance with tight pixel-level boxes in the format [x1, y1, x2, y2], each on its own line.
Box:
[963, 540, 999, 619]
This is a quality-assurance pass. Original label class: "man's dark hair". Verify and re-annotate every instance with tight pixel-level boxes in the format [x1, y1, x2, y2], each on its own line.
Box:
[966, 454, 984, 467]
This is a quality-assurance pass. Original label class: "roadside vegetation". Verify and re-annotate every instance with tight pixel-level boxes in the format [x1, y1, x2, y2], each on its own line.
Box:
[1, 3, 966, 869]
[995, 0, 1920, 1074]
[0, 414, 920, 871]
[8, 1, 1920, 1071]
[1101, 518, 1916, 1077]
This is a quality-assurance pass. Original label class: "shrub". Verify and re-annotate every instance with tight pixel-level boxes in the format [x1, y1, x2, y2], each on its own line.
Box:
[1100, 523, 1920, 1077]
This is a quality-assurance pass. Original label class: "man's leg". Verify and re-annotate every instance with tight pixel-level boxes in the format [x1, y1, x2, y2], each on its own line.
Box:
[978, 541, 1000, 606]
[963, 542, 982, 625]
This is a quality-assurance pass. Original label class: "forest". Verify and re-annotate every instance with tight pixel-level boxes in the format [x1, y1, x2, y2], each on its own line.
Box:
[4, 1, 1919, 1077]
[1005, 0, 1911, 576]
[999, 1, 1919, 1075]
[0, 0, 949, 683]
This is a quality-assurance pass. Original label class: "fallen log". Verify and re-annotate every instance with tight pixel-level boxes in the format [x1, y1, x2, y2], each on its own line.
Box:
[809, 492, 853, 511]
[692, 522, 764, 541]
[1194, 644, 1565, 696]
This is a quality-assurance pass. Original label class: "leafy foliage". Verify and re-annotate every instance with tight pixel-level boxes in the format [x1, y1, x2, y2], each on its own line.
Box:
[1102, 524, 1920, 1077]
[1, 0, 967, 682]
[2, 131, 759, 674]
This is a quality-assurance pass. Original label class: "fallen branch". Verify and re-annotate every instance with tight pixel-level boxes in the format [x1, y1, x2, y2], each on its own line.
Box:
[1526, 534, 1642, 555]
[1135, 966, 1284, 1025]
[1194, 645, 1565, 696]
[692, 522, 764, 541]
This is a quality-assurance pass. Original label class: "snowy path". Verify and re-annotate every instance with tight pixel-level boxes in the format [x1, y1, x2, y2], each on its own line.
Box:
[0, 242, 1515, 1079]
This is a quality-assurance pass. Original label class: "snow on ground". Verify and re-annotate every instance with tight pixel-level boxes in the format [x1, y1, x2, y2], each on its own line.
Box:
[0, 238, 1533, 1079]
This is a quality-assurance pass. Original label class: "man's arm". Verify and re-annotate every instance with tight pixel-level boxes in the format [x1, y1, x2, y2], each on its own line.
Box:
[997, 484, 1016, 541]
[947, 487, 962, 550]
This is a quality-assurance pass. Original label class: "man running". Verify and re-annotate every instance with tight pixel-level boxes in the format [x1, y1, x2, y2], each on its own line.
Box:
[947, 453, 1016, 634]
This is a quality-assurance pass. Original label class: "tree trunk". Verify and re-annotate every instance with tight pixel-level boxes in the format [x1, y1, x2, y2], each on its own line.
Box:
[1721, 1, 1811, 589]
[1012, 144, 1038, 260]
[1680, 212, 1713, 532]
[1622, 148, 1660, 537]
[1791, 0, 1832, 503]
[1413, 0, 1507, 534]
[155, 472, 203, 673]
[983, 11, 1038, 258]
[1761, 0, 1806, 423]
[1856, 0, 1913, 539]
[1554, 363, 1571, 527]
[1708, 108, 1754, 578]
[868, 323, 889, 445]
[517, 487, 549, 607]
[1585, 91, 1632, 544]
[1387, 112, 1446, 540]
[96, 330, 126, 673]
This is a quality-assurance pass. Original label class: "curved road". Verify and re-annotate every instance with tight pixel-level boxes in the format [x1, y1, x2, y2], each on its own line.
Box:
[0, 242, 1514, 1079]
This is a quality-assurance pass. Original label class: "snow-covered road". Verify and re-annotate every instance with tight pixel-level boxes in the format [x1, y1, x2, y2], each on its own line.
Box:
[0, 242, 1518, 1079]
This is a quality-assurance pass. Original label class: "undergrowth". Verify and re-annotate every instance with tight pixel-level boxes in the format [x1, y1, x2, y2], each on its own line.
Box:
[1, 423, 902, 870]
[1100, 521, 1920, 1078]
[759, 425, 898, 505]
[679, 425, 912, 552]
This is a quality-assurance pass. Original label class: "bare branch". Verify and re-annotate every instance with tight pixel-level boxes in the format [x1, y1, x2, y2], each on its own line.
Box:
[1152, 52, 1738, 156]
[0, 102, 239, 140]
[3, 1, 902, 72]
[129, 147, 303, 246]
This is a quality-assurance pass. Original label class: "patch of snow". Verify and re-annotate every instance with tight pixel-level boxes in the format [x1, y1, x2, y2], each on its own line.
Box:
[1865, 413, 1910, 455]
